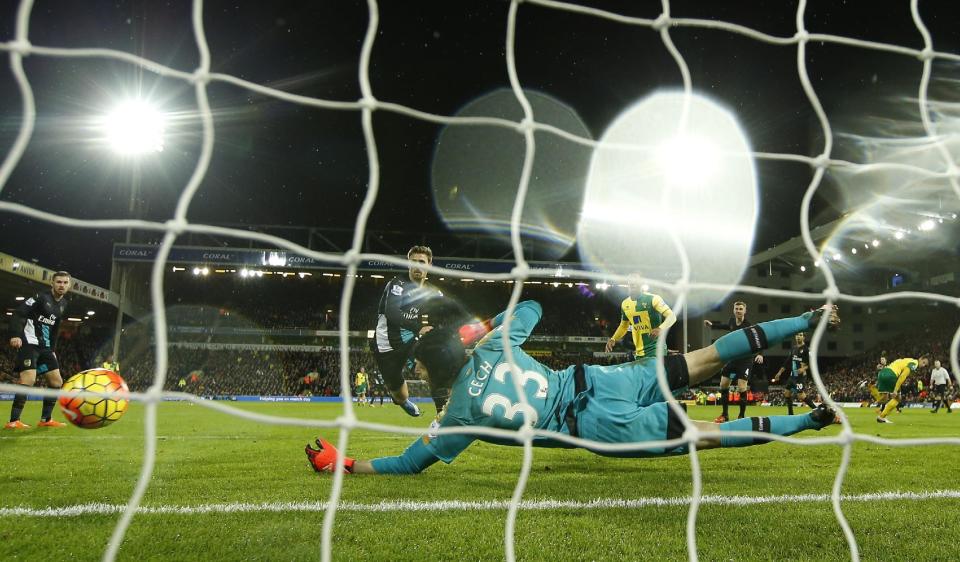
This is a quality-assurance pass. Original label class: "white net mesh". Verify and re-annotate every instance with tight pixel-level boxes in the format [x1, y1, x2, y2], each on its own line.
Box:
[1, 1, 959, 561]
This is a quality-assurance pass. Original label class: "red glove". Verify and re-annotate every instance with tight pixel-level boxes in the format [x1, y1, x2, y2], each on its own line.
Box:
[458, 319, 494, 345]
[305, 438, 355, 473]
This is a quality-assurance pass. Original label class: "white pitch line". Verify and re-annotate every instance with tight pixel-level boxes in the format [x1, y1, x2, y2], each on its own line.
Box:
[3, 490, 960, 517]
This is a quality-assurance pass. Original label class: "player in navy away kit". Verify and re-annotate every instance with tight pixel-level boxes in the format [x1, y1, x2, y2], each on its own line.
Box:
[306, 300, 840, 475]
[704, 301, 764, 422]
[4, 271, 72, 430]
[369, 246, 443, 417]
[772, 332, 820, 415]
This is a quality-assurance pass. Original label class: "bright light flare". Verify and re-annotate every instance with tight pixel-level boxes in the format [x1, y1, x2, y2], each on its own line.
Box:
[656, 134, 719, 188]
[918, 219, 935, 231]
[101, 100, 165, 155]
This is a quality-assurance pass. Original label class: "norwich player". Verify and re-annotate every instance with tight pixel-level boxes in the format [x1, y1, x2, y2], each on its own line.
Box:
[872, 356, 929, 424]
[772, 332, 819, 415]
[605, 274, 676, 359]
[4, 271, 72, 430]
[306, 300, 841, 475]
[354, 367, 368, 406]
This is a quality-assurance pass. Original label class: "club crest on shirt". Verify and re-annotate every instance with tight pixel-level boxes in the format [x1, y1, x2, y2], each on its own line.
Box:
[391, 285, 403, 296]
[23, 359, 31, 367]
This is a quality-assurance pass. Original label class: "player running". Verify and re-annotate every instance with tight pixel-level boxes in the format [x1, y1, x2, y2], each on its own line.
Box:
[368, 246, 442, 417]
[306, 300, 841, 475]
[4, 271, 72, 430]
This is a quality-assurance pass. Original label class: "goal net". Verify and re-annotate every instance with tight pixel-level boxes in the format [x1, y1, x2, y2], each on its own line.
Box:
[1, 1, 959, 561]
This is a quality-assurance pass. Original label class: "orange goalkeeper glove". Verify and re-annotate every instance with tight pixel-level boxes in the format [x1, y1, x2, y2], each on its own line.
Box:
[458, 319, 494, 345]
[305, 438, 355, 473]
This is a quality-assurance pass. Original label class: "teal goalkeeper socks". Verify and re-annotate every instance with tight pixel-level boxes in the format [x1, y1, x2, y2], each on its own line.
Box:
[713, 315, 809, 363]
[718, 414, 817, 447]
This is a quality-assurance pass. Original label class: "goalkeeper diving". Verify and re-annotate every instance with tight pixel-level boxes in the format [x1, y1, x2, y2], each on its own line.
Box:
[306, 300, 841, 475]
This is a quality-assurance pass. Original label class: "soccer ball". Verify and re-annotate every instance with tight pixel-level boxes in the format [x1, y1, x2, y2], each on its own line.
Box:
[58, 369, 130, 429]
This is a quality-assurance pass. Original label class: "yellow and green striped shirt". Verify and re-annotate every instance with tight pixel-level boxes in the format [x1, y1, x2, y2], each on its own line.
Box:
[611, 293, 673, 358]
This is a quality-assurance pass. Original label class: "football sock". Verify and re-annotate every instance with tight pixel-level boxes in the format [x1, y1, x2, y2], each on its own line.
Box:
[868, 385, 881, 402]
[786, 399, 794, 415]
[714, 315, 808, 363]
[738, 394, 747, 418]
[720, 391, 729, 417]
[40, 396, 57, 422]
[880, 398, 899, 419]
[10, 392, 27, 423]
[719, 415, 816, 447]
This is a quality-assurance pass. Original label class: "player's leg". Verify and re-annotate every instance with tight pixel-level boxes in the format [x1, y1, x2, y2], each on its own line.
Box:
[736, 377, 749, 419]
[799, 385, 817, 409]
[784, 388, 794, 415]
[878, 372, 909, 421]
[38, 363, 65, 427]
[385, 363, 421, 417]
[684, 306, 837, 387]
[5, 346, 39, 429]
[716, 375, 731, 423]
[369, 340, 420, 416]
[691, 404, 837, 450]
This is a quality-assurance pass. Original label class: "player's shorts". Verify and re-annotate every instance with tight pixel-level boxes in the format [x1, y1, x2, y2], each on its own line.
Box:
[785, 377, 805, 393]
[368, 339, 415, 392]
[876, 367, 898, 393]
[355, 383, 368, 394]
[576, 355, 690, 457]
[720, 357, 751, 382]
[14, 345, 59, 375]
[933, 383, 948, 395]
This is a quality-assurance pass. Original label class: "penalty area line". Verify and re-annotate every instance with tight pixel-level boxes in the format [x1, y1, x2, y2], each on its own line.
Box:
[3, 490, 960, 517]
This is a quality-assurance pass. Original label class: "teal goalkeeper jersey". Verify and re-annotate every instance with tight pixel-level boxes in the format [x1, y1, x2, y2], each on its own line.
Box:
[424, 300, 579, 463]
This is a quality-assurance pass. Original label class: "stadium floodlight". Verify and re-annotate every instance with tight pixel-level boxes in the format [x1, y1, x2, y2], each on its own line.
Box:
[832, 252, 842, 260]
[918, 219, 935, 231]
[851, 248, 857, 254]
[894, 231, 905, 240]
[201, 267, 210, 276]
[15, 296, 24, 301]
[872, 239, 880, 247]
[87, 310, 95, 316]
[192, 267, 201, 275]
[101, 100, 166, 155]
[800, 265, 806, 272]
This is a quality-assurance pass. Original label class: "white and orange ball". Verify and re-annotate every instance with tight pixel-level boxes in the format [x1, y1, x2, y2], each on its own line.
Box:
[58, 369, 130, 429]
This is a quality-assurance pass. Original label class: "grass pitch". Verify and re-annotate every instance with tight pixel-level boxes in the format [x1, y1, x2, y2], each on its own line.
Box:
[1, 401, 958, 561]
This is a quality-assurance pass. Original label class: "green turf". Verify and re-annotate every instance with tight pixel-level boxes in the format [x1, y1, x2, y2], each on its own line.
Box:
[1, 401, 958, 561]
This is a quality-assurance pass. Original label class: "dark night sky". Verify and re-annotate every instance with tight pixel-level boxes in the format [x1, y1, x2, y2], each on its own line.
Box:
[1, 0, 957, 286]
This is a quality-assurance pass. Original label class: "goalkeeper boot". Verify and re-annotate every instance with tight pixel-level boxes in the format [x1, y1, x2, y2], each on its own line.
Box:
[400, 399, 421, 417]
[37, 420, 66, 428]
[809, 405, 840, 428]
[3, 420, 30, 430]
[804, 304, 840, 331]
